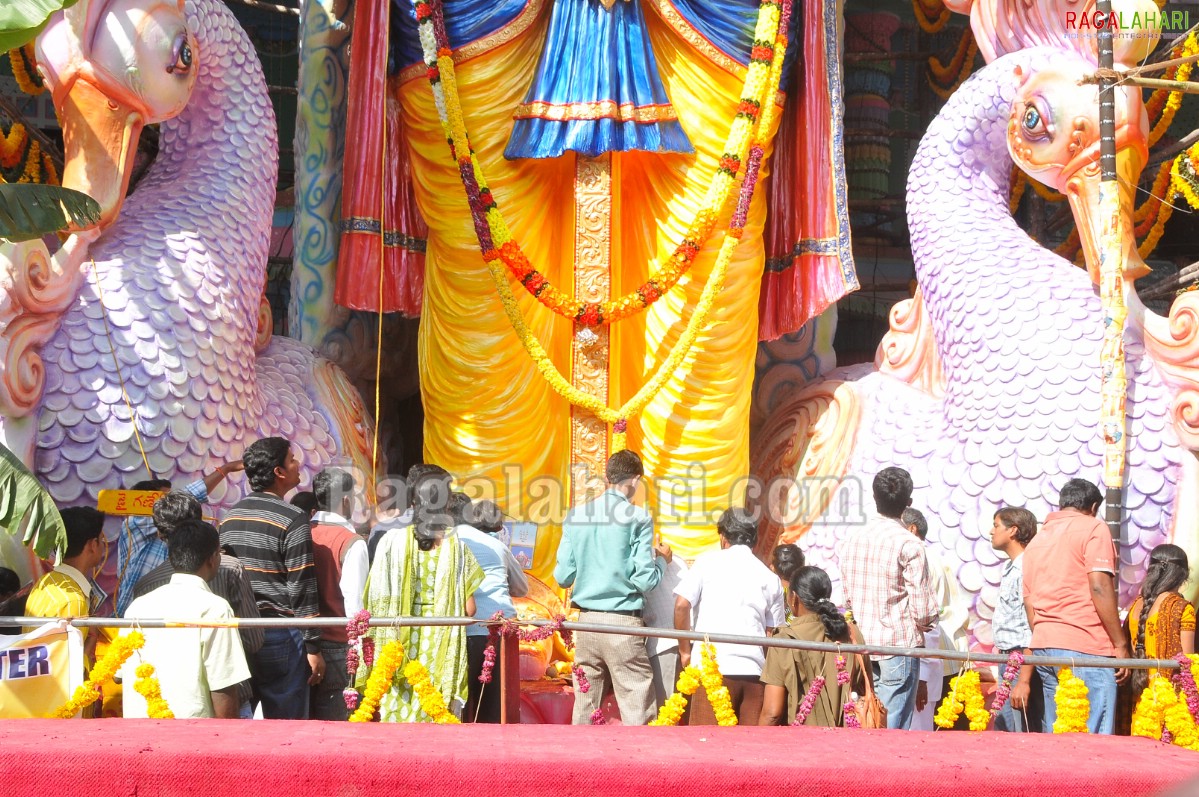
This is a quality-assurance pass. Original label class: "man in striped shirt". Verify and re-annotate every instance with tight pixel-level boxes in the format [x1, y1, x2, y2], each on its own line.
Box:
[219, 436, 325, 719]
[838, 467, 937, 730]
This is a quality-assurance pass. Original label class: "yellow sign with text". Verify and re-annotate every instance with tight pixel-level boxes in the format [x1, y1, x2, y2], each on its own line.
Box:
[0, 623, 83, 718]
[97, 489, 166, 517]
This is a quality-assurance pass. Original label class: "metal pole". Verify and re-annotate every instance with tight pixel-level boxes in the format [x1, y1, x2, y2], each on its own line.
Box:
[4, 616, 1178, 670]
[1095, 0, 1126, 568]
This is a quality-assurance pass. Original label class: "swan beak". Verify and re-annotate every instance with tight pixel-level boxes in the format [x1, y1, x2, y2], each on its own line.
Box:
[1066, 144, 1152, 285]
[55, 76, 144, 232]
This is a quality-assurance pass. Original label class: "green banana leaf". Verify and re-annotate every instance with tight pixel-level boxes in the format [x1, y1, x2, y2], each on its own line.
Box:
[0, 182, 101, 242]
[0, 0, 80, 52]
[0, 440, 65, 559]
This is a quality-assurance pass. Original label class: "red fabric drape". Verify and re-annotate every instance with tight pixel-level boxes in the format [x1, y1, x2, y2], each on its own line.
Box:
[758, 0, 858, 341]
[336, 0, 426, 315]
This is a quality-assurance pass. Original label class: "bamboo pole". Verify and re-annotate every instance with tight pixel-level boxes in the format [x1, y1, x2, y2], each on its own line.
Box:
[1095, 0, 1127, 566]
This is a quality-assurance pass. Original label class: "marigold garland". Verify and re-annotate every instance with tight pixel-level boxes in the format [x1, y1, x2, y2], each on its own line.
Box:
[416, 0, 791, 447]
[700, 642, 739, 726]
[134, 662, 175, 719]
[649, 644, 738, 726]
[912, 0, 950, 33]
[1147, 32, 1199, 148]
[403, 660, 461, 724]
[8, 44, 44, 95]
[933, 669, 988, 730]
[928, 32, 978, 101]
[47, 631, 145, 718]
[348, 639, 403, 722]
[1052, 668, 1089, 733]
[417, 0, 785, 328]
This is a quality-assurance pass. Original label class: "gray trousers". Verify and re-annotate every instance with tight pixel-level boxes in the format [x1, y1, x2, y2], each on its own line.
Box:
[650, 649, 680, 708]
[571, 611, 656, 725]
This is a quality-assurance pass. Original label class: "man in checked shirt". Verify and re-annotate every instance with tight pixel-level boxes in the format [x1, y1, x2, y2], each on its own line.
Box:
[838, 466, 938, 729]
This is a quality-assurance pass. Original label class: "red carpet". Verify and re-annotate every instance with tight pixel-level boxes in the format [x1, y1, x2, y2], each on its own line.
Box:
[2, 721, 1196, 796]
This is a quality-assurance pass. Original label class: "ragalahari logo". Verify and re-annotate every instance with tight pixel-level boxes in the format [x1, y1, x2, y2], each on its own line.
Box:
[1064, 8, 1191, 33]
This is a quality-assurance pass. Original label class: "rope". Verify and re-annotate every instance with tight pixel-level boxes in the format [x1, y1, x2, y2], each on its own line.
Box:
[371, 9, 389, 480]
[89, 259, 152, 477]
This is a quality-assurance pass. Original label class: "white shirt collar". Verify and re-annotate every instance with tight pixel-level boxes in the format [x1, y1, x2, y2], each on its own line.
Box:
[54, 563, 91, 597]
[313, 511, 356, 532]
[169, 573, 213, 592]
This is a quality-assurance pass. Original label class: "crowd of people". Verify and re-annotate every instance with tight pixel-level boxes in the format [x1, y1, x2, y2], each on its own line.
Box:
[0, 437, 1192, 731]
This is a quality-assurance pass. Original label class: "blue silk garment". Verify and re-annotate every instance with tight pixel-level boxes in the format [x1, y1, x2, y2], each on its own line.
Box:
[388, 0, 800, 158]
[504, 0, 693, 159]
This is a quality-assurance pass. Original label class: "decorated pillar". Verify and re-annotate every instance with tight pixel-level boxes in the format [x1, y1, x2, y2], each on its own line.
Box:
[290, 0, 352, 345]
[570, 154, 614, 505]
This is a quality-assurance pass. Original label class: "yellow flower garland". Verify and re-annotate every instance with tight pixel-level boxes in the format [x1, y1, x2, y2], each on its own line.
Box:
[403, 660, 461, 724]
[1147, 32, 1198, 148]
[349, 639, 403, 722]
[418, 0, 790, 447]
[649, 644, 737, 726]
[699, 643, 738, 726]
[47, 631, 145, 718]
[933, 669, 988, 730]
[134, 662, 175, 719]
[650, 663, 702, 726]
[912, 0, 950, 34]
[8, 44, 44, 96]
[1052, 668, 1089, 733]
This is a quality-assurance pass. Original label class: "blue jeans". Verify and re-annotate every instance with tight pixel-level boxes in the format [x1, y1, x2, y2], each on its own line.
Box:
[250, 627, 311, 720]
[1035, 648, 1117, 735]
[872, 655, 919, 729]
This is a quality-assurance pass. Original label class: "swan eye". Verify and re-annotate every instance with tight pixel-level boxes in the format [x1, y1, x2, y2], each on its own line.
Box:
[167, 35, 193, 75]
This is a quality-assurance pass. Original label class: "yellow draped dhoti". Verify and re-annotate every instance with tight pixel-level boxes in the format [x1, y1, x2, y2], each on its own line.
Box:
[396, 5, 783, 576]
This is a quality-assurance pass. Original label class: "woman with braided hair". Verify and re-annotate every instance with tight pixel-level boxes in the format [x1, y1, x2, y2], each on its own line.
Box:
[1128, 545, 1195, 695]
[1116, 544, 1195, 734]
[758, 566, 867, 727]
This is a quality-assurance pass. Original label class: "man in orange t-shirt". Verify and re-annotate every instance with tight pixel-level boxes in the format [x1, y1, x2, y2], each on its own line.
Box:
[1017, 479, 1129, 734]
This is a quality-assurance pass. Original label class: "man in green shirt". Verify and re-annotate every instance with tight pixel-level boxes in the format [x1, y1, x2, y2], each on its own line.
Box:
[554, 450, 672, 725]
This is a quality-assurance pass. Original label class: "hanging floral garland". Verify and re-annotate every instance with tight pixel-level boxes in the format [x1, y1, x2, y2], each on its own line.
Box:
[47, 631, 145, 718]
[133, 662, 175, 719]
[417, 0, 785, 328]
[8, 43, 44, 96]
[1146, 32, 1199, 148]
[791, 676, 825, 726]
[403, 660, 462, 724]
[989, 650, 1023, 716]
[912, 0, 950, 34]
[699, 642, 739, 726]
[416, 0, 791, 447]
[927, 29, 978, 101]
[933, 668, 988, 730]
[1052, 667, 1090, 733]
[650, 662, 702, 726]
[348, 639, 403, 722]
[649, 644, 737, 726]
[343, 610, 375, 711]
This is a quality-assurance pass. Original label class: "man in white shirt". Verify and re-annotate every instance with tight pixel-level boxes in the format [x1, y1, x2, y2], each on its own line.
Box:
[121, 519, 250, 719]
[674, 508, 786, 725]
[310, 468, 370, 720]
[450, 494, 529, 723]
[902, 508, 968, 731]
[643, 553, 688, 708]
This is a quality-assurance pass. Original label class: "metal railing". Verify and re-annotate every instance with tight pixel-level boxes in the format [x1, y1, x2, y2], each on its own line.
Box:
[3, 615, 1181, 671]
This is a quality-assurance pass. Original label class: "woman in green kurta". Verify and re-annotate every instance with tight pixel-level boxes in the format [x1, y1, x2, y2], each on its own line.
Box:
[361, 503, 484, 723]
[759, 566, 866, 727]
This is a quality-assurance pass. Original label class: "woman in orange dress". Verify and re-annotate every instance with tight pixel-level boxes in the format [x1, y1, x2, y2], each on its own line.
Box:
[1120, 544, 1195, 732]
